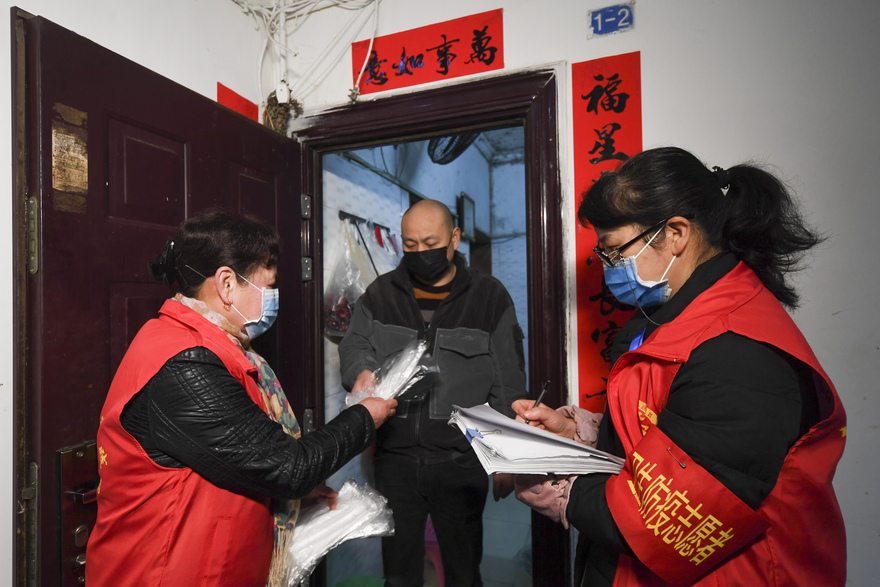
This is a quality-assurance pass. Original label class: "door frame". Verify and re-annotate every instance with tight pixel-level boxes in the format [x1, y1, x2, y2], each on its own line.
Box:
[12, 7, 35, 585]
[295, 68, 571, 586]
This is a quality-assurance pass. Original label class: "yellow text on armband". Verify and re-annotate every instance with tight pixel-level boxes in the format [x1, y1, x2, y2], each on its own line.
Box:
[626, 451, 735, 566]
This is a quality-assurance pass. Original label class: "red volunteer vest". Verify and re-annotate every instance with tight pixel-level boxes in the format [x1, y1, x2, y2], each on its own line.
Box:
[604, 262, 846, 586]
[86, 300, 275, 587]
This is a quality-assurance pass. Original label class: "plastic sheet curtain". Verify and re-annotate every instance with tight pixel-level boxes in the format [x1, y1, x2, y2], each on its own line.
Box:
[324, 214, 402, 338]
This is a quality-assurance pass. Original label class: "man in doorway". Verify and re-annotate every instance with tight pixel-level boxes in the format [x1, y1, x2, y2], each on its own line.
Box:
[339, 199, 528, 587]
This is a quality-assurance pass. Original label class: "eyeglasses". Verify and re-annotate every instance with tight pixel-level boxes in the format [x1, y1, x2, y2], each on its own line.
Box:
[592, 219, 669, 268]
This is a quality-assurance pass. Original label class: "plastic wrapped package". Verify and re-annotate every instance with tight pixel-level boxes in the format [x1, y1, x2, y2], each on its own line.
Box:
[345, 339, 438, 407]
[282, 480, 394, 586]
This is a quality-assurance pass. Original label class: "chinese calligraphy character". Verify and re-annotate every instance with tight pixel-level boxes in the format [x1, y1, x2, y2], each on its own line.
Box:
[582, 72, 630, 114]
[392, 46, 424, 76]
[427, 34, 460, 75]
[588, 279, 631, 317]
[365, 50, 388, 86]
[591, 320, 622, 363]
[589, 122, 630, 164]
[682, 517, 734, 565]
[583, 380, 608, 399]
[465, 25, 498, 65]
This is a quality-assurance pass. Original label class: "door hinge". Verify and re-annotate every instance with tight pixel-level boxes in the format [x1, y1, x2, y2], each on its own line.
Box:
[302, 408, 315, 434]
[26, 196, 38, 275]
[301, 257, 313, 281]
[301, 194, 312, 219]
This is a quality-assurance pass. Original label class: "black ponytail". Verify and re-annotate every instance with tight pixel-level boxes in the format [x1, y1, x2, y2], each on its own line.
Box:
[578, 147, 824, 309]
[720, 165, 823, 308]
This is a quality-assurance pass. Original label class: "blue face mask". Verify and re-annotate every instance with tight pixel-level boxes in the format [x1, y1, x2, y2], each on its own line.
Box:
[232, 275, 279, 339]
[603, 229, 676, 308]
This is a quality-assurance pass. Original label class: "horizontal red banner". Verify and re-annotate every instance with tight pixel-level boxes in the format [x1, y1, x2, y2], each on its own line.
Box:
[352, 9, 504, 95]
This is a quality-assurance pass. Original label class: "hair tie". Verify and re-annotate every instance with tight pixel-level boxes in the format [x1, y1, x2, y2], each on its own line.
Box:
[148, 240, 181, 289]
[712, 166, 730, 190]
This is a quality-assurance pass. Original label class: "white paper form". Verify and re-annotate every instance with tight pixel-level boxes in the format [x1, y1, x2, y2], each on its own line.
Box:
[449, 403, 625, 475]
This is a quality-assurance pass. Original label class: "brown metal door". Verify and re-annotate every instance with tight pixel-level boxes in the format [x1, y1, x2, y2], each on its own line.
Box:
[12, 12, 306, 586]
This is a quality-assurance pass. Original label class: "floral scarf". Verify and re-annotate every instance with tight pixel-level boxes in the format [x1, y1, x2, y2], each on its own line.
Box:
[172, 294, 300, 585]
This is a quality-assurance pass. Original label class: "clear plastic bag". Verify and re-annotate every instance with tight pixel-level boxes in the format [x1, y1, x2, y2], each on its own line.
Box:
[324, 220, 376, 338]
[361, 221, 399, 276]
[282, 480, 395, 586]
[345, 339, 438, 407]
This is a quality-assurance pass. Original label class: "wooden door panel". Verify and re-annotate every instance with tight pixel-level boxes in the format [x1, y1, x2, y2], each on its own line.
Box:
[16, 14, 302, 586]
[108, 119, 187, 224]
[230, 162, 277, 225]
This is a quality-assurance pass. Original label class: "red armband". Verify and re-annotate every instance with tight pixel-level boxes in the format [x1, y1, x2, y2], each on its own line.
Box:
[606, 424, 770, 585]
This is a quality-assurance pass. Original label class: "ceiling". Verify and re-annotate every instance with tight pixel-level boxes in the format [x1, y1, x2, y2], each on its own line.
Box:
[473, 126, 524, 165]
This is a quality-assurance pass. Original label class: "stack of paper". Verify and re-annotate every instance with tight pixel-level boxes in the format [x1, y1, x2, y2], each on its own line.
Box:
[449, 403, 625, 475]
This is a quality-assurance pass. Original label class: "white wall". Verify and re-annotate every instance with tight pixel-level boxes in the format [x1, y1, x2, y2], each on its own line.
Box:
[0, 0, 266, 582]
[288, 1, 880, 584]
[2, 0, 878, 584]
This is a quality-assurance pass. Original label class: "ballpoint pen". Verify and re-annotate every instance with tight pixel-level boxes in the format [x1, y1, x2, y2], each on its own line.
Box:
[524, 380, 550, 424]
[533, 380, 550, 410]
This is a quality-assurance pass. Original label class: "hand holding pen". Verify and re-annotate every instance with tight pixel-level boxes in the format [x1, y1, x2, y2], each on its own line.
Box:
[513, 381, 578, 439]
[524, 380, 550, 424]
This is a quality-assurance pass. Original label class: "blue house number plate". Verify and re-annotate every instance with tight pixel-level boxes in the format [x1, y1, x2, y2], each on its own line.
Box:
[589, 4, 635, 37]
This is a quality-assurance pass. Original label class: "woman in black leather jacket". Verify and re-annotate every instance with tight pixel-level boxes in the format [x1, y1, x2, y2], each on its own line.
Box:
[86, 211, 396, 587]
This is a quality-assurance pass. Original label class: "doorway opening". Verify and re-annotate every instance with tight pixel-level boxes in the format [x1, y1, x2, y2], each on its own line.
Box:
[321, 127, 531, 586]
[296, 69, 570, 586]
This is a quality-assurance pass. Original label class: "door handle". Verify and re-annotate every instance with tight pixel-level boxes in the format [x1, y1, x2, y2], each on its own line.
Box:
[67, 486, 98, 505]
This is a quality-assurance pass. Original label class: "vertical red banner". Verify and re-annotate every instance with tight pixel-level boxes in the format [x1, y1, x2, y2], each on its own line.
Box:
[572, 52, 642, 412]
[351, 9, 504, 96]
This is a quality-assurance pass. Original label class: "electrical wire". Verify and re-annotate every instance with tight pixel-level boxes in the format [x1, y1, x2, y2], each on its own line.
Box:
[231, 0, 380, 114]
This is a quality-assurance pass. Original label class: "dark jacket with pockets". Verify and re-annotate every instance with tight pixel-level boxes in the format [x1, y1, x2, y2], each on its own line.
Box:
[339, 252, 528, 461]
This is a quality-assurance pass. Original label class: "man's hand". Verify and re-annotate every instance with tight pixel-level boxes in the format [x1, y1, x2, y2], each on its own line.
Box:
[352, 369, 378, 393]
[493, 473, 515, 501]
[511, 400, 577, 439]
[359, 397, 398, 428]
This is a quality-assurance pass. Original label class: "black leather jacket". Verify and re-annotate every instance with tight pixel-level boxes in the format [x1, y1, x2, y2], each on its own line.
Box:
[121, 346, 375, 501]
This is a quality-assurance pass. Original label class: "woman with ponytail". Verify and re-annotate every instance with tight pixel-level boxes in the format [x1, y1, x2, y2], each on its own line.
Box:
[512, 147, 846, 586]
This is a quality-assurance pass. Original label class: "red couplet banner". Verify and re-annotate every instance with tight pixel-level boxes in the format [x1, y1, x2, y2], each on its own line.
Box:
[217, 82, 258, 122]
[351, 9, 504, 96]
[572, 52, 642, 412]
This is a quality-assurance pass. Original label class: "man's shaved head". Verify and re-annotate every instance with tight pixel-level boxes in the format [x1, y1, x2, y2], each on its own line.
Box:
[402, 199, 454, 232]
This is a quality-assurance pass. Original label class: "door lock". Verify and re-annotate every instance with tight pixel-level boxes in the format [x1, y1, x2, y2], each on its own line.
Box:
[57, 441, 98, 585]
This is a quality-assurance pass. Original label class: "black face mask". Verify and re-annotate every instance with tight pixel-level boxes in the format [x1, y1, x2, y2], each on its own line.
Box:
[403, 246, 451, 282]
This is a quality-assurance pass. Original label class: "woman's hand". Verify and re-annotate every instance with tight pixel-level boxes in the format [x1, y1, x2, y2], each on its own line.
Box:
[302, 484, 339, 510]
[514, 474, 575, 529]
[511, 400, 577, 439]
[352, 369, 378, 393]
[359, 397, 398, 428]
